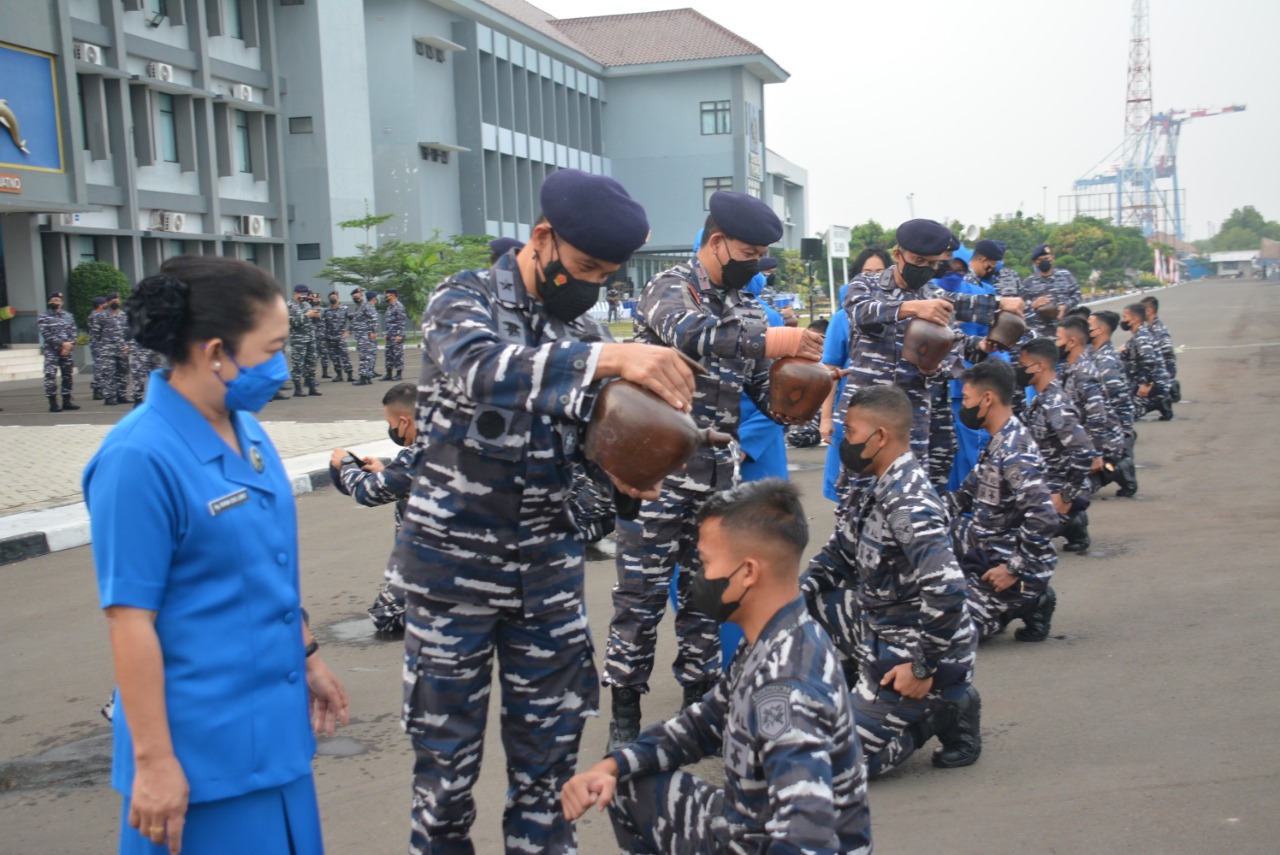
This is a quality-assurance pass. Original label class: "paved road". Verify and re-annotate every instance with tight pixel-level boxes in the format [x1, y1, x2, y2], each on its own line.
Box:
[2, 279, 1278, 853]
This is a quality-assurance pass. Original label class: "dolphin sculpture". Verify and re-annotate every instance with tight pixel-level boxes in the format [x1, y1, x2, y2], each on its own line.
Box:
[0, 100, 31, 154]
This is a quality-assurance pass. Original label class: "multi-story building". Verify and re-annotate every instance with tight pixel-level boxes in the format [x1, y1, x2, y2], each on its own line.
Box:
[0, 0, 807, 345]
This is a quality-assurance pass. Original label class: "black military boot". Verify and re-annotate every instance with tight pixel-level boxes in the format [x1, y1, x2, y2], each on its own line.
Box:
[606, 687, 642, 753]
[332, 372, 343, 383]
[932, 685, 982, 768]
[394, 371, 403, 380]
[1157, 397, 1174, 421]
[321, 367, 330, 379]
[307, 381, 323, 396]
[380, 371, 395, 382]
[1015, 587, 1057, 642]
[1062, 510, 1090, 553]
[47, 395, 61, 413]
[92, 388, 103, 401]
[681, 679, 716, 711]
[62, 394, 81, 411]
[293, 380, 304, 397]
[346, 370, 355, 382]
[1115, 457, 1138, 498]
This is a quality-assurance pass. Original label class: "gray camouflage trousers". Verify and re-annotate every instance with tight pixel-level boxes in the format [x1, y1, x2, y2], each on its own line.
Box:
[953, 518, 1045, 641]
[290, 336, 317, 385]
[608, 769, 727, 853]
[42, 345, 74, 397]
[97, 343, 129, 402]
[325, 334, 352, 377]
[603, 486, 723, 692]
[130, 348, 165, 403]
[357, 335, 377, 379]
[852, 672, 946, 778]
[403, 591, 599, 855]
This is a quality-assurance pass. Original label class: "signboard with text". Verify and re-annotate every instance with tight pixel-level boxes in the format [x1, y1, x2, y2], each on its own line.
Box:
[0, 42, 65, 173]
[828, 225, 850, 259]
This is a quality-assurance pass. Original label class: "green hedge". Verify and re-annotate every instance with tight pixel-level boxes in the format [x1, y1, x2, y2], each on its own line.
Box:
[68, 261, 130, 330]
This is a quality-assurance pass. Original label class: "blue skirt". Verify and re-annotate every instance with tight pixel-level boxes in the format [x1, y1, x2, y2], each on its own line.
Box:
[119, 773, 322, 855]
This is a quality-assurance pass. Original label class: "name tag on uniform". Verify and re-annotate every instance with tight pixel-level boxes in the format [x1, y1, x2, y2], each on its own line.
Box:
[208, 489, 249, 517]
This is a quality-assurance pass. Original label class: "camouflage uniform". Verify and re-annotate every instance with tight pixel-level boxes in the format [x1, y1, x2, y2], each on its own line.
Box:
[98, 309, 131, 402]
[993, 266, 1023, 298]
[1018, 268, 1081, 338]
[568, 463, 617, 544]
[804, 452, 977, 777]
[946, 417, 1058, 640]
[606, 596, 873, 855]
[1060, 356, 1125, 462]
[1088, 340, 1139, 478]
[835, 268, 994, 487]
[351, 298, 379, 380]
[385, 253, 610, 854]
[603, 258, 773, 694]
[129, 346, 165, 404]
[322, 301, 353, 379]
[87, 307, 108, 398]
[383, 298, 408, 378]
[334, 445, 420, 633]
[287, 299, 318, 387]
[1120, 324, 1171, 417]
[310, 298, 328, 377]
[1023, 380, 1095, 509]
[36, 307, 78, 397]
[1148, 318, 1178, 381]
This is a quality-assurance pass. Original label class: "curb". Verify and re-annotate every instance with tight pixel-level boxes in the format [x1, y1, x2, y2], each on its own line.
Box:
[0, 438, 399, 567]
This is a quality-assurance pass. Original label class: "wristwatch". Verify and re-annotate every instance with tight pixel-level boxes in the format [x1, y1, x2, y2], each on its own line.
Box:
[911, 660, 934, 680]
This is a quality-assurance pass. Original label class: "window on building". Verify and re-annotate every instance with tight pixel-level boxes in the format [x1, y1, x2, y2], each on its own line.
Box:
[288, 116, 314, 134]
[157, 93, 178, 163]
[145, 0, 167, 16]
[703, 176, 733, 210]
[700, 100, 730, 135]
[234, 109, 251, 173]
[243, 242, 258, 265]
[226, 0, 243, 39]
[77, 76, 88, 151]
[77, 236, 97, 266]
[168, 239, 186, 258]
[297, 243, 321, 261]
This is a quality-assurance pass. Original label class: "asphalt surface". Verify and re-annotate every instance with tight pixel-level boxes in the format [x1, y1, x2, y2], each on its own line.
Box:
[1, 278, 1278, 854]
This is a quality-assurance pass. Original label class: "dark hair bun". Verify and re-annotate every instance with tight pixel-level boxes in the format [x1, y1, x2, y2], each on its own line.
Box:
[128, 274, 190, 359]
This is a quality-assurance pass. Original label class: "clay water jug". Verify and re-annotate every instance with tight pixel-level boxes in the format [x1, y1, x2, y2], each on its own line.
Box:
[769, 357, 835, 421]
[902, 318, 958, 374]
[987, 310, 1028, 350]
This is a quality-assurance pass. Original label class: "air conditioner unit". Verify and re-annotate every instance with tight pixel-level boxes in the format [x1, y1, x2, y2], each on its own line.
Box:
[53, 213, 77, 226]
[238, 215, 265, 236]
[148, 62, 173, 82]
[74, 42, 103, 65]
[153, 211, 185, 232]
[233, 84, 253, 101]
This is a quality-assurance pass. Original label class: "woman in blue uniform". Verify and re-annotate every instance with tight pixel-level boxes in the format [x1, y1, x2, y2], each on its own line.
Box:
[84, 257, 350, 855]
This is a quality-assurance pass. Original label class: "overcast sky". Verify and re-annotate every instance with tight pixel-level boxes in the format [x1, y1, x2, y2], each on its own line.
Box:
[543, 0, 1279, 242]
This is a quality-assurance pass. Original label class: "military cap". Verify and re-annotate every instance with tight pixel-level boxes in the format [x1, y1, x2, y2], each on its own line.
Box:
[92, 296, 107, 306]
[350, 288, 363, 297]
[1031, 243, 1053, 260]
[895, 219, 955, 255]
[540, 169, 649, 264]
[293, 284, 310, 293]
[489, 237, 524, 257]
[106, 292, 118, 300]
[973, 239, 1007, 261]
[757, 256, 779, 273]
[708, 191, 784, 246]
[49, 291, 64, 299]
[385, 288, 398, 295]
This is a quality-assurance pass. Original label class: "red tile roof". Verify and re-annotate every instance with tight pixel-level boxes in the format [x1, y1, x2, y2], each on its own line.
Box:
[549, 8, 765, 67]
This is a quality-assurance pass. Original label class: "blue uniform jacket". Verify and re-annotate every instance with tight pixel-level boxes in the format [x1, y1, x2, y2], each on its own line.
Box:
[83, 370, 314, 804]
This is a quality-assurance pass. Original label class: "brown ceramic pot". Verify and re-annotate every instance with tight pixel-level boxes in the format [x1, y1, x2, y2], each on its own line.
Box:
[902, 318, 958, 374]
[585, 380, 732, 492]
[987, 310, 1028, 350]
[770, 357, 835, 421]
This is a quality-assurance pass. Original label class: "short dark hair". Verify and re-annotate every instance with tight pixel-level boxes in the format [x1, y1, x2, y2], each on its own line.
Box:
[1022, 337, 1060, 364]
[698, 478, 809, 559]
[1125, 302, 1148, 322]
[1094, 310, 1120, 333]
[1065, 305, 1092, 319]
[1140, 295, 1159, 311]
[851, 247, 892, 277]
[382, 382, 417, 411]
[963, 359, 1014, 404]
[808, 318, 830, 336]
[1058, 315, 1090, 344]
[128, 256, 282, 363]
[847, 384, 912, 440]
[700, 214, 723, 248]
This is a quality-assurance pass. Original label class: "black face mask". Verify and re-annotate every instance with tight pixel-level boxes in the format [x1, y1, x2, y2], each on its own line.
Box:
[839, 432, 881, 473]
[110, 301, 120, 309]
[353, 296, 363, 304]
[1015, 365, 1035, 388]
[1057, 344, 1071, 362]
[48, 302, 60, 311]
[764, 273, 776, 289]
[1037, 259, 1053, 273]
[899, 260, 937, 290]
[958, 399, 986, 431]
[536, 237, 601, 323]
[329, 298, 338, 305]
[1119, 319, 1132, 332]
[387, 421, 409, 447]
[718, 251, 760, 291]
[690, 562, 746, 624]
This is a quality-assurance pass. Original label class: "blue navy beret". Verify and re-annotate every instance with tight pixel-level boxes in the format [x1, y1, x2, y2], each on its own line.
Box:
[92, 296, 107, 306]
[541, 169, 649, 264]
[973, 239, 1007, 261]
[489, 237, 524, 257]
[106, 292, 118, 300]
[895, 219, 955, 255]
[350, 288, 363, 297]
[708, 191, 783, 246]
[385, 288, 398, 295]
[1031, 243, 1053, 260]
[293, 284, 310, 293]
[757, 256, 779, 273]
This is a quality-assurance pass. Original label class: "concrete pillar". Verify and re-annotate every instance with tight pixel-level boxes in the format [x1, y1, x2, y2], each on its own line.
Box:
[0, 214, 46, 343]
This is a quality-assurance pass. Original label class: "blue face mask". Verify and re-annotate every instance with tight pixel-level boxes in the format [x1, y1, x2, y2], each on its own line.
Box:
[220, 351, 290, 413]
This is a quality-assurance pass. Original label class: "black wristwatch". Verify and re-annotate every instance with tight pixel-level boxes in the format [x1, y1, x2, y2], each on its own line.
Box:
[911, 660, 934, 680]
[305, 639, 319, 658]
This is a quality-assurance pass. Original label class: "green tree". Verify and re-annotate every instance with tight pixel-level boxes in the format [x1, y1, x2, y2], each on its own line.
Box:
[390, 233, 492, 322]
[68, 261, 130, 329]
[317, 207, 398, 292]
[1201, 206, 1280, 251]
[978, 216, 1050, 278]
[847, 220, 896, 252]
